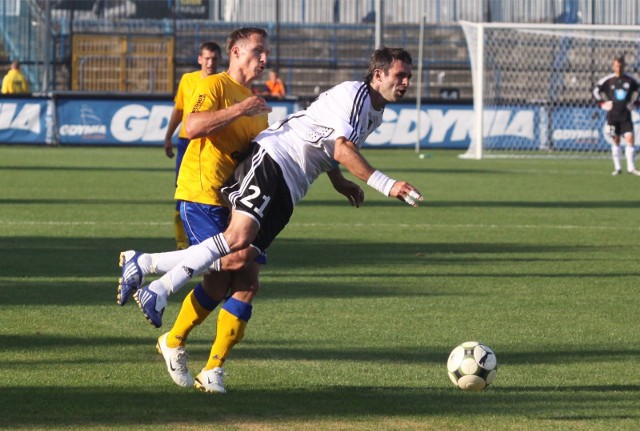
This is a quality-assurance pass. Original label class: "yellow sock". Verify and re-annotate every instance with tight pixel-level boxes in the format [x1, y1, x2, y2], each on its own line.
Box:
[166, 290, 211, 348]
[205, 308, 247, 369]
[174, 209, 188, 250]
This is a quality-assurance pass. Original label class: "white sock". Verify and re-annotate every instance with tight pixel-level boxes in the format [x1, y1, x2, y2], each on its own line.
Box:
[625, 145, 636, 172]
[151, 234, 231, 296]
[148, 277, 172, 299]
[135, 253, 153, 274]
[612, 145, 622, 171]
[147, 247, 223, 274]
[149, 249, 191, 274]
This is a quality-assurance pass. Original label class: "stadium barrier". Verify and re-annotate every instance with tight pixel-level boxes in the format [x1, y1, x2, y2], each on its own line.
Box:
[0, 94, 619, 151]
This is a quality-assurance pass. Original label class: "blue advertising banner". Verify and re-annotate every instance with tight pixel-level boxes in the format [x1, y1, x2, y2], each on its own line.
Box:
[57, 99, 173, 145]
[482, 106, 541, 151]
[0, 95, 628, 151]
[0, 98, 52, 144]
[370, 103, 625, 151]
[549, 105, 623, 152]
[56, 98, 297, 146]
[366, 103, 474, 149]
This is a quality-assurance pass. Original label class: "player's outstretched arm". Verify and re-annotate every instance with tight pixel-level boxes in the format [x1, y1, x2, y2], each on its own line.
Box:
[333, 137, 423, 207]
[332, 137, 376, 181]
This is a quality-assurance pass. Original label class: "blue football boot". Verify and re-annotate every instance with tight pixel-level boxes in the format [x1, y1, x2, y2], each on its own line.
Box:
[117, 251, 145, 306]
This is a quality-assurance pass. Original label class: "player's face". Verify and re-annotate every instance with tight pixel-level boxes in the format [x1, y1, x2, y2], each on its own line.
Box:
[236, 33, 270, 81]
[199, 49, 220, 75]
[613, 60, 624, 76]
[376, 60, 412, 103]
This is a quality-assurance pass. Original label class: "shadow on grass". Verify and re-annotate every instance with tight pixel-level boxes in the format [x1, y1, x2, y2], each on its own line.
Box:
[0, 383, 638, 428]
[1, 236, 634, 306]
[4, 333, 640, 367]
[0, 236, 601, 279]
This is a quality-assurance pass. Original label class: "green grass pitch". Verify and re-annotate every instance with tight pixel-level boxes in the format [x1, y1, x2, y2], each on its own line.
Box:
[1, 145, 639, 430]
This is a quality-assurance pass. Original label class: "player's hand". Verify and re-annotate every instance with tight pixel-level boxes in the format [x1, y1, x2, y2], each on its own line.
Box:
[239, 96, 273, 117]
[332, 178, 364, 208]
[164, 138, 174, 158]
[389, 181, 424, 207]
[600, 101, 613, 111]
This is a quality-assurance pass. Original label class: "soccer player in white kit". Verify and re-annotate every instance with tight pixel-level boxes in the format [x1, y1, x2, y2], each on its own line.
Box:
[131, 47, 423, 378]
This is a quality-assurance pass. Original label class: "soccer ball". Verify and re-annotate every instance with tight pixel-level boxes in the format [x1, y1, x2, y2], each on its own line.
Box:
[447, 341, 497, 391]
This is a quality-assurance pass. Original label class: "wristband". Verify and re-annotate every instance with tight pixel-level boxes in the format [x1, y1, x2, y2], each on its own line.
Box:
[367, 170, 396, 196]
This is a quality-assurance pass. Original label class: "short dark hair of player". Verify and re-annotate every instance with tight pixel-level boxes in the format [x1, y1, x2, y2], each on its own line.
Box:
[200, 41, 221, 56]
[365, 47, 413, 84]
[225, 28, 268, 57]
[613, 55, 625, 65]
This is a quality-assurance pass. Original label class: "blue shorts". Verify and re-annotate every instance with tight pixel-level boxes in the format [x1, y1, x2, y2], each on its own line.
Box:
[179, 201, 266, 264]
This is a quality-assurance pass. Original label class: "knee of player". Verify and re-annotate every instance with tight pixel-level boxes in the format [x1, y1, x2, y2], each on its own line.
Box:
[229, 282, 260, 302]
[221, 252, 252, 271]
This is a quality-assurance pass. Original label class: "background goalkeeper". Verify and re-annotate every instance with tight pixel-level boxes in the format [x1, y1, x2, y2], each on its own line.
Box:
[593, 55, 640, 176]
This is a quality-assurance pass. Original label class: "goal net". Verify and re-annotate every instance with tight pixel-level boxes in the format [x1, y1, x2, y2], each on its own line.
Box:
[459, 21, 640, 159]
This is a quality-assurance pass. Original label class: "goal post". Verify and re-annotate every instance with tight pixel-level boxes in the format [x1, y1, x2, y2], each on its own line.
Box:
[459, 21, 640, 159]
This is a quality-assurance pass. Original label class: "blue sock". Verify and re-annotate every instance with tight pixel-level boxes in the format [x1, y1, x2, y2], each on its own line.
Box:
[222, 297, 253, 321]
[193, 283, 220, 311]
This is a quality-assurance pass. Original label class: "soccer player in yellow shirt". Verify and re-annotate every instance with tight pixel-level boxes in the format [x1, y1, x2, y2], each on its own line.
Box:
[121, 46, 422, 395]
[164, 41, 221, 249]
[118, 28, 272, 393]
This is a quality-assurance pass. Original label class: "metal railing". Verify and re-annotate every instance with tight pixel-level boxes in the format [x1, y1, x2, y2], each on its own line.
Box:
[3, 0, 640, 95]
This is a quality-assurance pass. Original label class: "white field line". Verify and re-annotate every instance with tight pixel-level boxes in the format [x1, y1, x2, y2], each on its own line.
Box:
[0, 220, 635, 231]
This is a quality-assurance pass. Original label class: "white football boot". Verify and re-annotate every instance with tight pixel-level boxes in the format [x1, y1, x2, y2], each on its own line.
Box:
[194, 367, 226, 394]
[156, 333, 193, 387]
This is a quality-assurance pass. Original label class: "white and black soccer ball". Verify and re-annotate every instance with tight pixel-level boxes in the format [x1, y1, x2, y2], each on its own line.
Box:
[447, 341, 497, 391]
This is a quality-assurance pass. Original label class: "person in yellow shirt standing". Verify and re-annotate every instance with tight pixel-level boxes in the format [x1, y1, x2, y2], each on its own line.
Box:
[118, 27, 272, 394]
[163, 41, 222, 249]
[1, 60, 30, 95]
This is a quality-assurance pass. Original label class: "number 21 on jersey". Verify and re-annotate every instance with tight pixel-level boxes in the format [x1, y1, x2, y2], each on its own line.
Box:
[239, 185, 271, 217]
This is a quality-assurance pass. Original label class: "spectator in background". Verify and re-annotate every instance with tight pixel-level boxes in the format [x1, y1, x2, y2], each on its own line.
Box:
[1, 60, 30, 95]
[163, 41, 222, 249]
[263, 68, 286, 99]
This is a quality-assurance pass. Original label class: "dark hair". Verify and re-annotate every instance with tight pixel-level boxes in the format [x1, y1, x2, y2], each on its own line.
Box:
[614, 55, 625, 65]
[226, 27, 268, 56]
[365, 47, 412, 83]
[200, 41, 221, 56]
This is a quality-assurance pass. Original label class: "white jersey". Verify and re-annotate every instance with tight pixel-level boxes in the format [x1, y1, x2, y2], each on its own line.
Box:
[257, 81, 383, 204]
